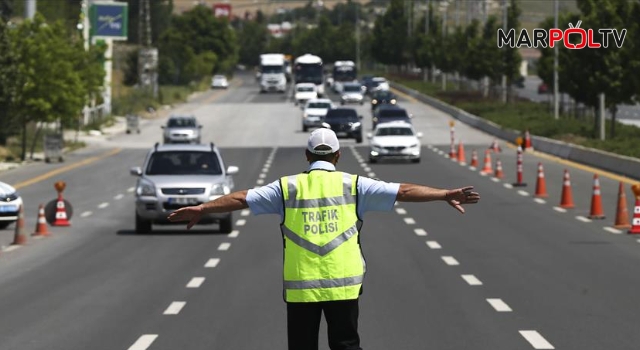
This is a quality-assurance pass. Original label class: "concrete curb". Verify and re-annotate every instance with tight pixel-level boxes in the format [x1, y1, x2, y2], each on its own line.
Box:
[391, 81, 640, 181]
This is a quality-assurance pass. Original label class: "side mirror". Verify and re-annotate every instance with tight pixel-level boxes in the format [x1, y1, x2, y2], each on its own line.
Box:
[367, 133, 373, 139]
[416, 132, 424, 138]
[226, 166, 239, 175]
[130, 166, 142, 176]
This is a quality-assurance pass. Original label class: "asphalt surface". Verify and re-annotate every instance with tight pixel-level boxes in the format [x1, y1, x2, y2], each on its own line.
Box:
[1, 71, 640, 350]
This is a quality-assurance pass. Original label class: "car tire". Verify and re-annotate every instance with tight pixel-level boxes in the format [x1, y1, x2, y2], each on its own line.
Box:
[219, 214, 233, 234]
[0, 221, 12, 229]
[411, 158, 421, 163]
[135, 213, 152, 234]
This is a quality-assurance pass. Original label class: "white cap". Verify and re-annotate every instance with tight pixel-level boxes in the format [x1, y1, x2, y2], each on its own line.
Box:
[307, 128, 340, 155]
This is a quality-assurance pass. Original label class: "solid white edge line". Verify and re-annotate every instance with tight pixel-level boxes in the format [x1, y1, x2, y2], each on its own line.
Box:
[426, 241, 441, 249]
[519, 330, 555, 349]
[186, 277, 205, 288]
[395, 208, 407, 215]
[228, 230, 240, 238]
[163, 301, 186, 315]
[218, 242, 231, 251]
[127, 334, 158, 350]
[414, 228, 427, 236]
[487, 298, 513, 312]
[236, 219, 246, 226]
[404, 217, 416, 225]
[603, 227, 622, 234]
[205, 258, 220, 268]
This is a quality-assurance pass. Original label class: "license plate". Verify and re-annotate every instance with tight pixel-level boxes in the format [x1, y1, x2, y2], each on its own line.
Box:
[168, 197, 198, 205]
[0, 205, 17, 213]
[336, 132, 348, 137]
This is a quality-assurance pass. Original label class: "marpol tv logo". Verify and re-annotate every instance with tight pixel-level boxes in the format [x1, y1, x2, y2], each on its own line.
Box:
[497, 21, 627, 49]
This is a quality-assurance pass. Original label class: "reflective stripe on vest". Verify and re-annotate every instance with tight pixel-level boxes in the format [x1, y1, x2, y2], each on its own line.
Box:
[280, 171, 364, 302]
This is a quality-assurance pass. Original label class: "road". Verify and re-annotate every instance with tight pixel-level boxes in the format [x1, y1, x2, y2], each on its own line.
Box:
[0, 71, 639, 350]
[515, 76, 640, 127]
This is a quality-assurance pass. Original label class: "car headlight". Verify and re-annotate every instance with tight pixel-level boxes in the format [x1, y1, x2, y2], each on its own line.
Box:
[372, 100, 378, 104]
[390, 99, 397, 104]
[211, 183, 231, 196]
[137, 179, 156, 197]
[351, 122, 361, 129]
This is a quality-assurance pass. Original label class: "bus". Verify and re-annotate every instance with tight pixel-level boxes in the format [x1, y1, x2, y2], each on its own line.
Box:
[294, 54, 325, 97]
[332, 60, 357, 93]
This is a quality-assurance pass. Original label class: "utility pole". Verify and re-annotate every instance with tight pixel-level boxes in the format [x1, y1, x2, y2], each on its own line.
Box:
[441, 1, 448, 91]
[139, 0, 158, 99]
[25, 0, 35, 19]
[501, 0, 507, 104]
[553, 0, 559, 120]
[356, 7, 360, 71]
[425, 0, 429, 35]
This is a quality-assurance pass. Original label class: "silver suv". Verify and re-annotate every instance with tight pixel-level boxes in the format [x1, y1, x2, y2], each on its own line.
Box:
[162, 115, 202, 144]
[130, 143, 239, 233]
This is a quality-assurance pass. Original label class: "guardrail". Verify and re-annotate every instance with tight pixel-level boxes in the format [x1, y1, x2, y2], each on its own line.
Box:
[391, 81, 640, 181]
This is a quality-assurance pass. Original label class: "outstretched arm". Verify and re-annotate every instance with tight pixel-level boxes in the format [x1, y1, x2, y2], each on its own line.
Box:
[396, 184, 480, 214]
[167, 190, 249, 229]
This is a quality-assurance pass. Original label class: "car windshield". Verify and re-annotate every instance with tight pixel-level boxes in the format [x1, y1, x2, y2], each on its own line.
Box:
[343, 85, 361, 92]
[378, 109, 408, 118]
[146, 151, 222, 176]
[168, 118, 196, 128]
[307, 102, 331, 109]
[376, 127, 414, 136]
[297, 86, 315, 92]
[374, 91, 395, 99]
[214, 75, 225, 80]
[326, 109, 357, 120]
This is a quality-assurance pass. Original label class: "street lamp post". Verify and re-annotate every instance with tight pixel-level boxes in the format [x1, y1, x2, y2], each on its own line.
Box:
[553, 0, 559, 120]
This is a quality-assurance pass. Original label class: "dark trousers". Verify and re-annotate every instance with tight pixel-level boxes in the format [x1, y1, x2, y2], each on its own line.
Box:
[287, 299, 363, 350]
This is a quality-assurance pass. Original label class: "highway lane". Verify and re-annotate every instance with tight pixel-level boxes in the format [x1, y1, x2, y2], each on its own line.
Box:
[0, 71, 639, 349]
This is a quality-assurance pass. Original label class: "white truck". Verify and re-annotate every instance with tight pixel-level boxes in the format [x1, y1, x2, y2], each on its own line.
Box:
[259, 53, 287, 93]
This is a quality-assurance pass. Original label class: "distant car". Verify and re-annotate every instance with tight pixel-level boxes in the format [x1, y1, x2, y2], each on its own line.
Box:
[162, 115, 202, 144]
[294, 83, 318, 106]
[369, 77, 390, 94]
[322, 108, 363, 143]
[368, 121, 422, 163]
[538, 82, 549, 94]
[370, 90, 397, 111]
[360, 75, 375, 94]
[302, 98, 335, 132]
[130, 143, 239, 234]
[211, 75, 229, 89]
[0, 181, 23, 229]
[372, 105, 412, 129]
[340, 82, 365, 105]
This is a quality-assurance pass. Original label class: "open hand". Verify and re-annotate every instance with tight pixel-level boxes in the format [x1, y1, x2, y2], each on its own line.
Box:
[445, 186, 480, 214]
[167, 205, 204, 229]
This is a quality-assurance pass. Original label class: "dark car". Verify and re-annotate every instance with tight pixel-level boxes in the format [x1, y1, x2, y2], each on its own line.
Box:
[372, 105, 412, 129]
[360, 75, 375, 95]
[370, 90, 398, 111]
[322, 108, 363, 143]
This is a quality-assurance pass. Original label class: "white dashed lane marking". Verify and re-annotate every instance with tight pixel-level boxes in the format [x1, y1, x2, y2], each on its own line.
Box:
[127, 334, 158, 350]
[205, 258, 220, 268]
[259, 173, 267, 179]
[553, 207, 567, 213]
[414, 228, 427, 236]
[257, 179, 265, 185]
[236, 219, 246, 226]
[241, 209, 250, 217]
[81, 211, 92, 218]
[395, 208, 407, 215]
[228, 230, 239, 238]
[604, 227, 622, 234]
[186, 277, 205, 288]
[503, 183, 513, 189]
[461, 274, 483, 285]
[518, 190, 529, 196]
[519, 330, 555, 349]
[491, 177, 500, 182]
[441, 256, 459, 266]
[127, 187, 135, 193]
[98, 202, 109, 209]
[363, 167, 372, 172]
[114, 194, 124, 200]
[367, 172, 376, 177]
[487, 298, 512, 312]
[426, 241, 441, 249]
[404, 217, 415, 225]
[218, 243, 231, 251]
[163, 301, 186, 315]
[575, 216, 591, 223]
[534, 198, 546, 204]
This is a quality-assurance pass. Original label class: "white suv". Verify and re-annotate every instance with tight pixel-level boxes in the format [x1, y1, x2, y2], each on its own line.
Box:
[368, 121, 423, 163]
[130, 143, 239, 233]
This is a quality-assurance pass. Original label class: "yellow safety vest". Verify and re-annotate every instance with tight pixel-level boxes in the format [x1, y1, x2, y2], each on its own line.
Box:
[280, 170, 365, 302]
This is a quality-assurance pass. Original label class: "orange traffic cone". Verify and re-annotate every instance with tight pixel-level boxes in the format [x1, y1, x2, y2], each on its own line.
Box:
[559, 169, 575, 209]
[53, 193, 71, 226]
[534, 163, 548, 197]
[614, 182, 631, 229]
[524, 129, 533, 151]
[13, 205, 27, 245]
[629, 184, 640, 234]
[480, 150, 493, 175]
[449, 141, 457, 160]
[470, 150, 478, 168]
[489, 139, 501, 153]
[457, 141, 466, 165]
[588, 174, 605, 219]
[32, 204, 50, 237]
[494, 159, 504, 179]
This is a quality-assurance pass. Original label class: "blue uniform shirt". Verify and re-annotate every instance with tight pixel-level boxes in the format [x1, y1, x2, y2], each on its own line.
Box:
[246, 161, 400, 218]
